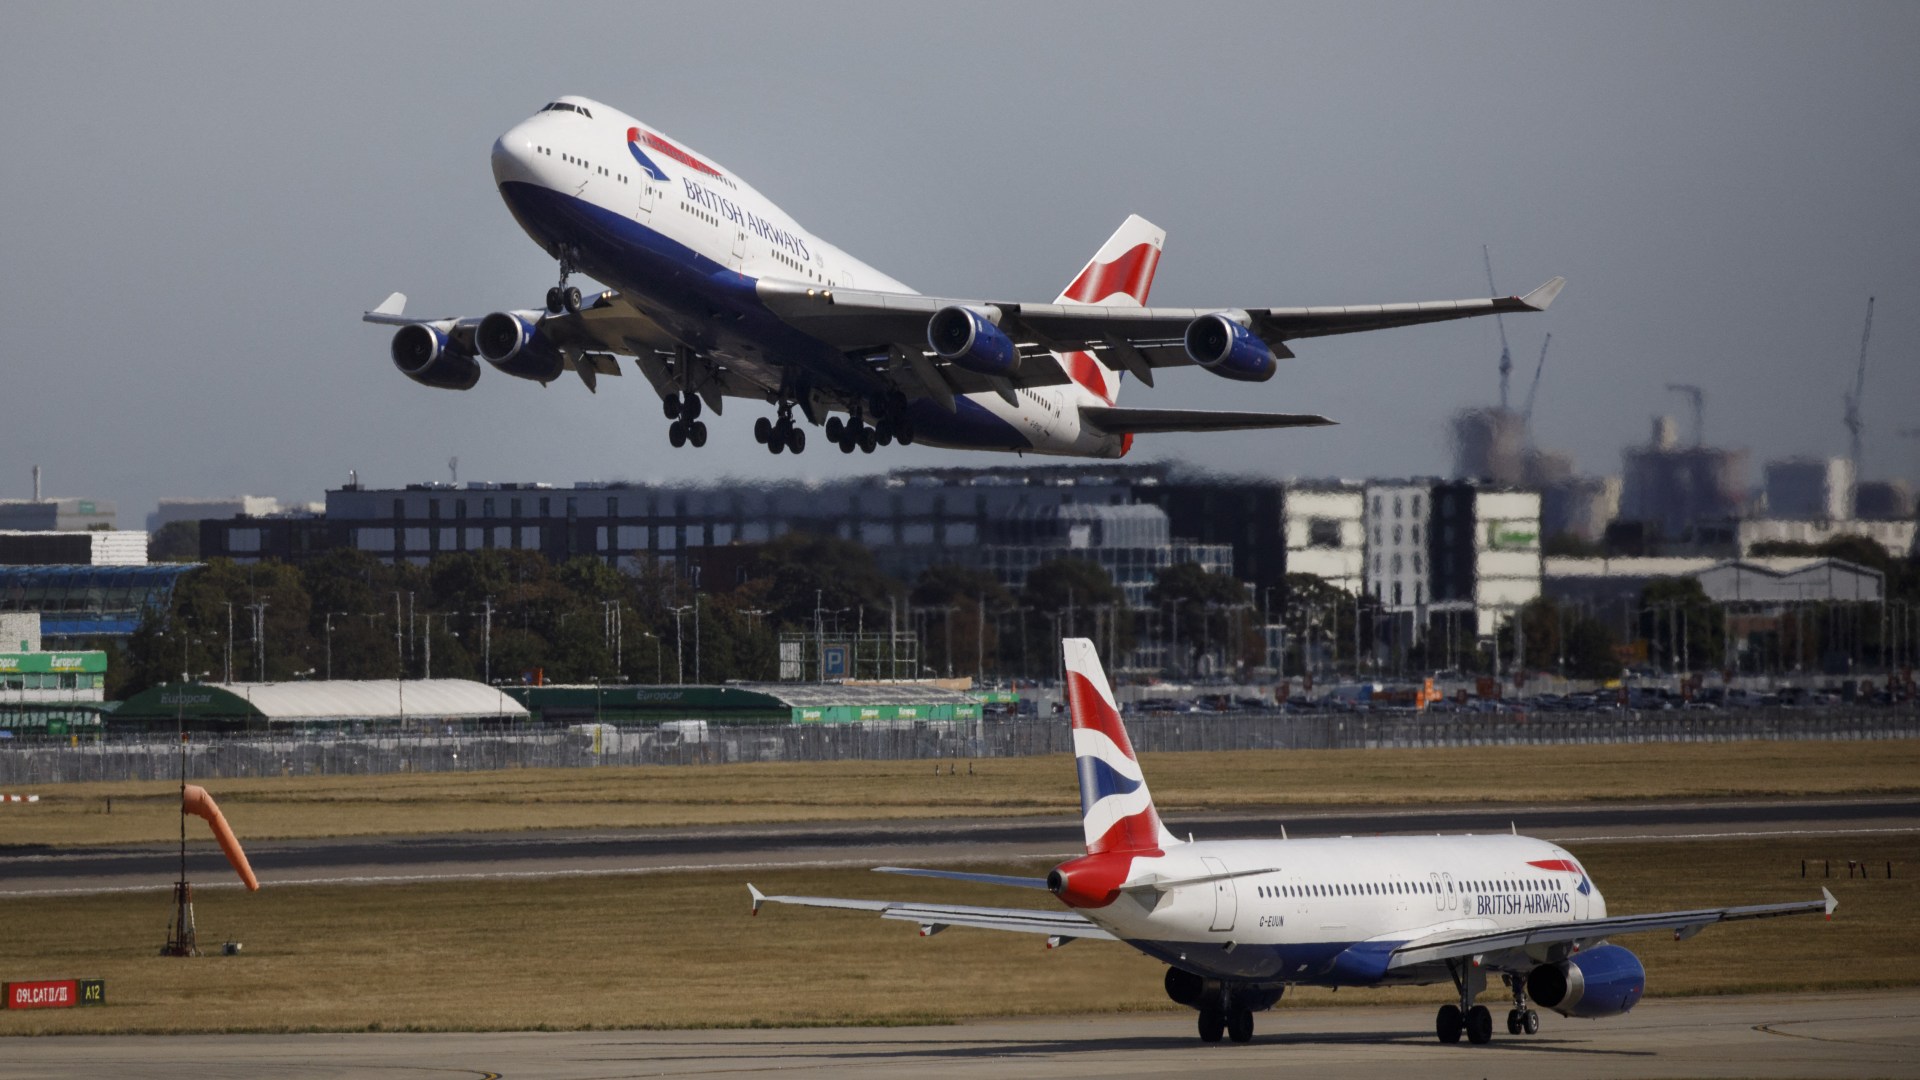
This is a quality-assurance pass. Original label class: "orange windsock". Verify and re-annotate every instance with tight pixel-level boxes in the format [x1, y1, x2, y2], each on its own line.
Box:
[182, 784, 260, 891]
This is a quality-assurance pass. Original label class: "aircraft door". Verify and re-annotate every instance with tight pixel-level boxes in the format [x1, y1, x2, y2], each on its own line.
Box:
[1430, 872, 1445, 912]
[1443, 872, 1457, 911]
[1202, 857, 1237, 932]
[731, 228, 747, 268]
[637, 181, 655, 218]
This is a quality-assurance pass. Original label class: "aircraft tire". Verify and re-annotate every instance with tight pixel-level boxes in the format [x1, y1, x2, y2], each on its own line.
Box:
[662, 395, 681, 421]
[1523, 1009, 1539, 1035]
[895, 417, 915, 445]
[688, 421, 707, 448]
[786, 427, 805, 454]
[682, 393, 702, 420]
[668, 420, 687, 448]
[1435, 1004, 1463, 1044]
[1466, 1005, 1493, 1044]
[1507, 1009, 1522, 1035]
[546, 287, 564, 314]
[839, 434, 856, 454]
[825, 417, 844, 442]
[1226, 1008, 1254, 1043]
[858, 427, 877, 453]
[753, 417, 772, 444]
[1197, 1010, 1225, 1044]
[562, 286, 582, 313]
[768, 432, 785, 454]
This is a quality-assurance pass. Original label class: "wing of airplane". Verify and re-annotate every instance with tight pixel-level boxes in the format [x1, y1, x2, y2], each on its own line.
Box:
[1080, 406, 1334, 435]
[748, 884, 1115, 946]
[755, 275, 1565, 397]
[1385, 889, 1837, 970]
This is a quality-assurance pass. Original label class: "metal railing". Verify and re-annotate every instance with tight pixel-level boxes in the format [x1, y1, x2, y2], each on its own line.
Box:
[1, 706, 1914, 785]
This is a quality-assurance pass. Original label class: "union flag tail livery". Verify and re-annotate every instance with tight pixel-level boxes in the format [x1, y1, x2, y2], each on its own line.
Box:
[1064, 637, 1178, 855]
[750, 637, 1837, 1047]
[1054, 216, 1166, 408]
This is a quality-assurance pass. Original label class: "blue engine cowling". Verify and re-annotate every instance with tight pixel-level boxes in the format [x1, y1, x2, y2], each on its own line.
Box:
[1527, 944, 1646, 1018]
[1183, 313, 1277, 382]
[927, 305, 1019, 377]
[390, 324, 480, 391]
[476, 312, 566, 383]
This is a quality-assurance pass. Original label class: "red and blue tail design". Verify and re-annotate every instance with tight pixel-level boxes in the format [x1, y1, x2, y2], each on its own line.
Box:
[1063, 638, 1179, 855]
[1053, 216, 1165, 410]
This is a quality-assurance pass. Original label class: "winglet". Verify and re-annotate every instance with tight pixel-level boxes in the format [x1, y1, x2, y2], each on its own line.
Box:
[1519, 277, 1566, 311]
[372, 292, 407, 317]
[1822, 887, 1838, 919]
[748, 883, 766, 916]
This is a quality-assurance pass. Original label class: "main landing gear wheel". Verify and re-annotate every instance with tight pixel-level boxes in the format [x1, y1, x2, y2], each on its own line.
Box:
[858, 426, 878, 454]
[786, 425, 805, 454]
[825, 416, 845, 442]
[561, 285, 582, 314]
[687, 420, 707, 448]
[1436, 1004, 1463, 1044]
[754, 416, 773, 444]
[680, 392, 702, 420]
[1197, 1010, 1225, 1044]
[668, 420, 687, 448]
[1225, 1008, 1254, 1044]
[546, 287, 564, 315]
[1465, 1004, 1493, 1045]
[662, 395, 681, 421]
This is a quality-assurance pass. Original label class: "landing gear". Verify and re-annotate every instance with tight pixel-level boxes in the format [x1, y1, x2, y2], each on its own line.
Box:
[1225, 1007, 1254, 1044]
[667, 418, 706, 448]
[1504, 973, 1540, 1035]
[1197, 1009, 1225, 1044]
[755, 403, 806, 455]
[1437, 958, 1495, 1045]
[546, 251, 584, 314]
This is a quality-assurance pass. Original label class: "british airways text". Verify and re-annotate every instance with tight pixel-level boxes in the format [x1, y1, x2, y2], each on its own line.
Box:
[683, 179, 810, 261]
[1476, 891, 1572, 916]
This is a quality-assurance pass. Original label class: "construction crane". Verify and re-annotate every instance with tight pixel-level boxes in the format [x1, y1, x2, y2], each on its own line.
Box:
[1483, 245, 1514, 411]
[1520, 333, 1551, 427]
[1666, 383, 1705, 448]
[1843, 296, 1875, 483]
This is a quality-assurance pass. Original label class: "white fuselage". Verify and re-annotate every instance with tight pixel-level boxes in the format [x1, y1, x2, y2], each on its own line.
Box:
[488, 96, 1126, 457]
[1080, 833, 1603, 985]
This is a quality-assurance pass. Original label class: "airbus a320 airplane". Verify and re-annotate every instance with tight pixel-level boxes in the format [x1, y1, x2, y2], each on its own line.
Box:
[366, 96, 1563, 458]
[749, 639, 1836, 1046]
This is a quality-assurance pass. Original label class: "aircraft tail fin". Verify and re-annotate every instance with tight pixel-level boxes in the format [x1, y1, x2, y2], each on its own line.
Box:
[1054, 216, 1165, 408]
[1063, 638, 1179, 854]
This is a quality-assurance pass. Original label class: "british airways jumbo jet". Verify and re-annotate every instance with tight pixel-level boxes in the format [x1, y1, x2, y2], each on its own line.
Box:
[750, 639, 1836, 1047]
[366, 96, 1563, 457]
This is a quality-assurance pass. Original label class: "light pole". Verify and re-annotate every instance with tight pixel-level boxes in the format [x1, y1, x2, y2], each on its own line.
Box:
[666, 605, 692, 685]
[245, 600, 269, 682]
[324, 611, 350, 681]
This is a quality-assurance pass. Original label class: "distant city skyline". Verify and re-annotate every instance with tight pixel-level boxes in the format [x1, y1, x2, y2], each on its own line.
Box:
[5, 3, 1916, 518]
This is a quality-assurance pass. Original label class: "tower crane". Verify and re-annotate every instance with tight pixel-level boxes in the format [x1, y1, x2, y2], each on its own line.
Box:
[1843, 296, 1875, 484]
[1666, 383, 1704, 448]
[1484, 245, 1514, 412]
[1521, 333, 1551, 427]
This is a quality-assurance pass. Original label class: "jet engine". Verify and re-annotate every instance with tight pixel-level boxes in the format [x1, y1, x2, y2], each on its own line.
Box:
[390, 324, 480, 391]
[1183, 313, 1277, 382]
[475, 312, 566, 383]
[927, 305, 1019, 377]
[1526, 944, 1646, 1018]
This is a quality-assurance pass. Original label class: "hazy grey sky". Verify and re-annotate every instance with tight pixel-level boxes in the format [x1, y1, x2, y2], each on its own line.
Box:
[5, 2, 1916, 520]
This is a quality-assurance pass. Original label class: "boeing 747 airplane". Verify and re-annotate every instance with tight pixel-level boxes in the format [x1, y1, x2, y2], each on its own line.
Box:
[749, 639, 1836, 1046]
[367, 96, 1563, 458]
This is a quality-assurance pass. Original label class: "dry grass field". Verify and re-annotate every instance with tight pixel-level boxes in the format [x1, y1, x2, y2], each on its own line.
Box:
[0, 835, 1908, 1036]
[13, 738, 1920, 847]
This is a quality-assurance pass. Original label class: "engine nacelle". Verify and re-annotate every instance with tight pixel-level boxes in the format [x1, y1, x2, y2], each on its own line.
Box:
[927, 305, 1019, 377]
[1183, 313, 1277, 382]
[1527, 944, 1645, 1018]
[476, 312, 565, 383]
[390, 324, 480, 391]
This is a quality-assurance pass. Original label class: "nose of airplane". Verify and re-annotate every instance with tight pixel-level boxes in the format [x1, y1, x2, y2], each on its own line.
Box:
[491, 122, 538, 187]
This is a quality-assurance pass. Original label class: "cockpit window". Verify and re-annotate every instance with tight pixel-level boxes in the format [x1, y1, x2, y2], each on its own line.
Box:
[539, 102, 592, 118]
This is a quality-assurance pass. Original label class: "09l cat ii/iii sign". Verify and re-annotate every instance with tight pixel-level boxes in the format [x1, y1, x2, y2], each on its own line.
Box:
[5, 979, 104, 1009]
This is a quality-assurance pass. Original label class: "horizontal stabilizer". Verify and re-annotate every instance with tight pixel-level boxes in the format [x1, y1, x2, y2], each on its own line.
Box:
[1080, 406, 1335, 436]
[874, 867, 1051, 890]
[1118, 865, 1281, 895]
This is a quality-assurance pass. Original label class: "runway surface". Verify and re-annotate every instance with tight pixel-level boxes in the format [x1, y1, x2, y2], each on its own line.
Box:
[5, 990, 1915, 1078]
[5, 796, 1915, 895]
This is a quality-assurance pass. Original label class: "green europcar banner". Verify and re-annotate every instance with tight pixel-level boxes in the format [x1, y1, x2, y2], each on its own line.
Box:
[792, 703, 983, 724]
[0, 653, 108, 675]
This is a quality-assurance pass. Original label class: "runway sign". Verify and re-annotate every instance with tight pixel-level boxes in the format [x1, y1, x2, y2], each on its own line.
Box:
[5, 979, 104, 1008]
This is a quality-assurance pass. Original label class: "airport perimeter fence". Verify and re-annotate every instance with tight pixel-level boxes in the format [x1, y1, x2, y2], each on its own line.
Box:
[2, 706, 1916, 785]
